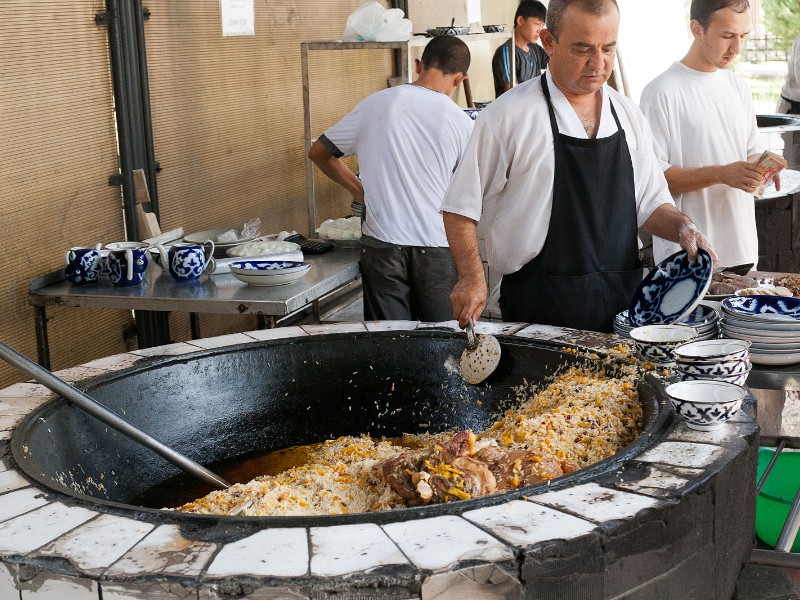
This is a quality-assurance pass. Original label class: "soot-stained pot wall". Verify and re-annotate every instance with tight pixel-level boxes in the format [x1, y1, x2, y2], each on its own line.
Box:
[0, 321, 758, 600]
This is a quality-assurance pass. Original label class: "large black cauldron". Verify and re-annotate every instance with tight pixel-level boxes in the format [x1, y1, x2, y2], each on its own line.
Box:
[11, 331, 667, 525]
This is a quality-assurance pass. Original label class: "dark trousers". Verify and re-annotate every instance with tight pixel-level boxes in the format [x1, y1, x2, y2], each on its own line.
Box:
[359, 237, 457, 322]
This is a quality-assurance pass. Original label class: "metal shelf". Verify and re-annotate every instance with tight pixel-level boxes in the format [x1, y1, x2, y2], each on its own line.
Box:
[301, 32, 513, 235]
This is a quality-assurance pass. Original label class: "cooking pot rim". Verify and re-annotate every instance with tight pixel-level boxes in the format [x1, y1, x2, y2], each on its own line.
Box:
[9, 332, 671, 527]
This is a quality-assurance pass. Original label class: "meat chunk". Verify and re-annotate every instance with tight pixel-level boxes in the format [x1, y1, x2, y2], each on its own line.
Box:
[373, 430, 495, 505]
[474, 445, 564, 490]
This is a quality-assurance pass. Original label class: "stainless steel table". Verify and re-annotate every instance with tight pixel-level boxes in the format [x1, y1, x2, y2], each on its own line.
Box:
[29, 248, 361, 367]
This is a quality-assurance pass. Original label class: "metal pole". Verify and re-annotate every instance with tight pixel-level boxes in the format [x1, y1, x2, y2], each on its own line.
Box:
[133, 0, 159, 217]
[775, 487, 800, 552]
[0, 341, 230, 490]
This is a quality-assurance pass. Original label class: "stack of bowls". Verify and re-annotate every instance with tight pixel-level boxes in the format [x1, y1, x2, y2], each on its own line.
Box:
[629, 324, 698, 367]
[672, 339, 751, 385]
[614, 304, 718, 340]
[719, 296, 800, 366]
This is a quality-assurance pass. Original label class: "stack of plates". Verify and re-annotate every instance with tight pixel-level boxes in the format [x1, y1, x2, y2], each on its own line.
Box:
[614, 304, 719, 340]
[228, 260, 311, 287]
[719, 296, 800, 365]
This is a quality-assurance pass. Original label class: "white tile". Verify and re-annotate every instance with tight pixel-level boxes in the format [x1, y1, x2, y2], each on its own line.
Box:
[34, 513, 154, 572]
[301, 323, 366, 335]
[206, 528, 308, 577]
[243, 326, 308, 341]
[0, 414, 23, 432]
[0, 488, 50, 523]
[186, 333, 254, 349]
[103, 581, 198, 599]
[0, 502, 97, 554]
[614, 465, 702, 496]
[50, 365, 109, 384]
[421, 564, 522, 600]
[529, 482, 662, 523]
[0, 469, 31, 494]
[19, 573, 97, 599]
[0, 394, 48, 416]
[514, 324, 579, 340]
[82, 353, 143, 371]
[636, 441, 724, 469]
[472, 322, 526, 336]
[382, 515, 513, 571]
[130, 343, 199, 357]
[198, 585, 311, 599]
[0, 561, 18, 598]
[310, 523, 408, 577]
[463, 500, 596, 547]
[0, 383, 56, 399]
[107, 524, 217, 578]
[365, 320, 419, 332]
[416, 320, 460, 331]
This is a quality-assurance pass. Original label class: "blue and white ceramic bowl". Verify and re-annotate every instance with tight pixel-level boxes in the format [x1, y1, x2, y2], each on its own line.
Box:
[678, 367, 751, 387]
[629, 325, 698, 366]
[721, 295, 800, 322]
[629, 249, 713, 327]
[666, 380, 747, 431]
[676, 358, 751, 377]
[672, 339, 751, 363]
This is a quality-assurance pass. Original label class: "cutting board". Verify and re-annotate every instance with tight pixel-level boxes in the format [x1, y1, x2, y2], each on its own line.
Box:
[132, 169, 161, 239]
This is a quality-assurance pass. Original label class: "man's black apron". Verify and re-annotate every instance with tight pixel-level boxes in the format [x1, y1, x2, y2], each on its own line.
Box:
[500, 76, 642, 332]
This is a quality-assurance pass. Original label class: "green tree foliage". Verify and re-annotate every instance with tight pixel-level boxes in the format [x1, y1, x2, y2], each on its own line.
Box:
[762, 0, 800, 51]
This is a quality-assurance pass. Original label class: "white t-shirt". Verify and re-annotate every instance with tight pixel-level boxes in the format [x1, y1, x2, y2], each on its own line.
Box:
[323, 84, 473, 247]
[640, 62, 760, 267]
[780, 33, 800, 104]
[440, 71, 673, 275]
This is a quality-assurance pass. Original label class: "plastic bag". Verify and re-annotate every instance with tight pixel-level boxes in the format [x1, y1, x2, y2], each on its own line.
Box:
[342, 2, 412, 42]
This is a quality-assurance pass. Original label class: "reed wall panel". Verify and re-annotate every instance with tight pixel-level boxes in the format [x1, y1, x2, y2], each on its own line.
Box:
[0, 0, 130, 387]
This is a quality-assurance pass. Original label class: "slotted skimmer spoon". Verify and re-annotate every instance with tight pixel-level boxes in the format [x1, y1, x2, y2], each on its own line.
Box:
[0, 341, 230, 490]
[460, 319, 501, 385]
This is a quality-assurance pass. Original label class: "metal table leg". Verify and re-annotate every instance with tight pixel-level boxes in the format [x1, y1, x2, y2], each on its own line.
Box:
[33, 306, 50, 369]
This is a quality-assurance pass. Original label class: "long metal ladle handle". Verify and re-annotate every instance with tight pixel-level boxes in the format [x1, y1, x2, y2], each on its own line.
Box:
[465, 318, 478, 351]
[0, 341, 230, 490]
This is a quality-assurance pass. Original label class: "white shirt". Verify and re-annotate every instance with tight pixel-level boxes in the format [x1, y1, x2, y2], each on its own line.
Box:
[441, 71, 673, 275]
[640, 62, 760, 268]
[780, 33, 800, 104]
[323, 84, 473, 247]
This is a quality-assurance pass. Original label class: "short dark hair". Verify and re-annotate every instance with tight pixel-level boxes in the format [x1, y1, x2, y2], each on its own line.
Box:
[421, 35, 471, 75]
[515, 0, 547, 25]
[545, 0, 619, 40]
[690, 0, 750, 29]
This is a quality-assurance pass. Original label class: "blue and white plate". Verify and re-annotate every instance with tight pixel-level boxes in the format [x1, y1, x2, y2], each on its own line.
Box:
[228, 261, 311, 286]
[721, 296, 800, 322]
[629, 249, 713, 327]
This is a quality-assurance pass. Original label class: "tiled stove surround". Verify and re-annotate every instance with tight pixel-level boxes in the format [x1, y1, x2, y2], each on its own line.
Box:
[0, 322, 758, 600]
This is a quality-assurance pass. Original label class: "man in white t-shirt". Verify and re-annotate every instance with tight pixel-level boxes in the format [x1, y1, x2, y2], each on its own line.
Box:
[308, 36, 474, 321]
[640, 0, 773, 269]
[441, 0, 715, 333]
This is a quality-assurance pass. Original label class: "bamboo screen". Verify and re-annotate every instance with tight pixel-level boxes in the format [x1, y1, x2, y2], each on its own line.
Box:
[0, 0, 131, 387]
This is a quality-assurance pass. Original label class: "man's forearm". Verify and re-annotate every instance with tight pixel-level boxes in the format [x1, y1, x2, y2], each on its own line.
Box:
[308, 141, 364, 202]
[443, 212, 483, 282]
[664, 165, 723, 195]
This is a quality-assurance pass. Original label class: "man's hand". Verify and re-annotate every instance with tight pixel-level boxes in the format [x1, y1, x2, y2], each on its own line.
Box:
[678, 222, 718, 268]
[450, 275, 488, 329]
[718, 161, 767, 194]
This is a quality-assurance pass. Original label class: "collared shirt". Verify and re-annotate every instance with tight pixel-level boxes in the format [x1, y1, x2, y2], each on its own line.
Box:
[441, 71, 673, 275]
